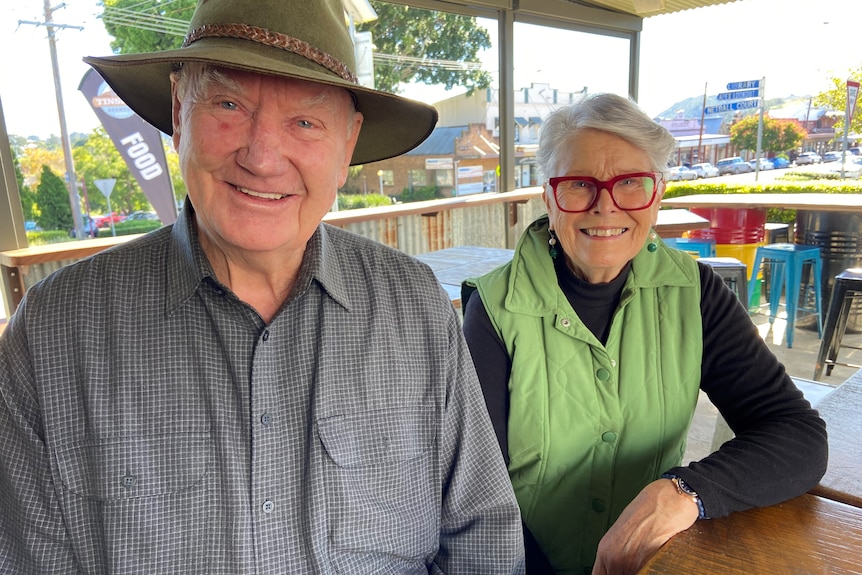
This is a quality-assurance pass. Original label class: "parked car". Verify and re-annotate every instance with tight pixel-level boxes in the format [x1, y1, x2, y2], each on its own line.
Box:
[93, 212, 126, 228]
[828, 156, 862, 177]
[748, 158, 774, 171]
[848, 147, 862, 156]
[666, 165, 698, 181]
[769, 157, 790, 169]
[24, 220, 42, 232]
[125, 210, 159, 221]
[690, 162, 719, 178]
[716, 156, 753, 175]
[795, 152, 822, 165]
[823, 151, 843, 163]
[69, 217, 99, 239]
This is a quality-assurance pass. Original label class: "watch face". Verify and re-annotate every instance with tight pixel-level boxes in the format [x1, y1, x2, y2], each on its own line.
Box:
[677, 477, 697, 496]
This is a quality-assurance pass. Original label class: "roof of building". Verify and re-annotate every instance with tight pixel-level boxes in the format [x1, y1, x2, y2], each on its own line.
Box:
[769, 106, 830, 122]
[406, 126, 466, 156]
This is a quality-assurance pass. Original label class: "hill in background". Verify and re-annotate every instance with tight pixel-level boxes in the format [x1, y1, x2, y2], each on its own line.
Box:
[654, 95, 813, 122]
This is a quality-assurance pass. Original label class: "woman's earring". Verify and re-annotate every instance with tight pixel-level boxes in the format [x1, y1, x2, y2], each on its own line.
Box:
[548, 229, 559, 259]
[647, 231, 658, 253]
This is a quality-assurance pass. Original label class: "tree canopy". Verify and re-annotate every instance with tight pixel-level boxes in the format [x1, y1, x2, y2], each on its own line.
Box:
[729, 115, 806, 155]
[815, 65, 862, 140]
[101, 0, 492, 95]
[36, 165, 73, 231]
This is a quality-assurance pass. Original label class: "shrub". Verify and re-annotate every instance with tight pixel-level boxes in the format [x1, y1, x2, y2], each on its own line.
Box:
[110, 220, 163, 236]
[400, 185, 438, 203]
[337, 193, 393, 210]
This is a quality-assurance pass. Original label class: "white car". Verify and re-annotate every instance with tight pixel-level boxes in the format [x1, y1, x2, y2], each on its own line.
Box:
[796, 152, 822, 165]
[748, 158, 774, 171]
[690, 163, 719, 178]
[666, 166, 698, 181]
[828, 156, 862, 177]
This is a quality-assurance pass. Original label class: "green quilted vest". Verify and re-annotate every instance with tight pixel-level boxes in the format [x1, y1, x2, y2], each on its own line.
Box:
[466, 216, 703, 574]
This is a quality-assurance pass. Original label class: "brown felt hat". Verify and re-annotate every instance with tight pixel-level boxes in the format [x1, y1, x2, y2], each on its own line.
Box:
[84, 0, 438, 165]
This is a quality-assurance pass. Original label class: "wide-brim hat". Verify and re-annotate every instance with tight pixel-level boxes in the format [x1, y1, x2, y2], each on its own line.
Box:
[84, 0, 438, 165]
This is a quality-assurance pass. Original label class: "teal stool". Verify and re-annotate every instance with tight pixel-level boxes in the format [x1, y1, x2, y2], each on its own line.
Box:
[749, 243, 823, 348]
[664, 237, 717, 258]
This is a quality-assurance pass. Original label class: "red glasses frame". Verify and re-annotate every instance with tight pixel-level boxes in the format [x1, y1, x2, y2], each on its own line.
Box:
[547, 171, 661, 213]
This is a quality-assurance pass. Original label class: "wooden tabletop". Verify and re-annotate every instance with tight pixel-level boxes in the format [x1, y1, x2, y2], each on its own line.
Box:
[662, 193, 862, 212]
[414, 246, 514, 307]
[809, 369, 862, 508]
[638, 494, 862, 574]
[654, 208, 710, 237]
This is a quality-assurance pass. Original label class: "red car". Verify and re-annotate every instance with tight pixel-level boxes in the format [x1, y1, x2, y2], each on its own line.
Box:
[93, 212, 126, 228]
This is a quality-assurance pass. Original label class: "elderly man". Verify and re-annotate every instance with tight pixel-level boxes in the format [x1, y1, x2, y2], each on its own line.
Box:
[0, 0, 524, 572]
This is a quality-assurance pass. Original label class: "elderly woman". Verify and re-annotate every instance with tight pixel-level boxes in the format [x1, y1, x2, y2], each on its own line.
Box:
[462, 93, 827, 574]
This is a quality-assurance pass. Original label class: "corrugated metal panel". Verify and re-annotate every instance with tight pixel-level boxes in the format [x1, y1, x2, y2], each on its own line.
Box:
[564, 0, 740, 17]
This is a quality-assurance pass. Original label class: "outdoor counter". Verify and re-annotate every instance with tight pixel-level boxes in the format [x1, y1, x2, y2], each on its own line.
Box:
[637, 493, 862, 574]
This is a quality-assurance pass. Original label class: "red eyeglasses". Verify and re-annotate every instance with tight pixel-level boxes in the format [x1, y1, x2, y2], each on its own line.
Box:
[547, 172, 662, 213]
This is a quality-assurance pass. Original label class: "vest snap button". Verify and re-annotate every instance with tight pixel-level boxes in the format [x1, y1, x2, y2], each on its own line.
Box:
[596, 367, 610, 381]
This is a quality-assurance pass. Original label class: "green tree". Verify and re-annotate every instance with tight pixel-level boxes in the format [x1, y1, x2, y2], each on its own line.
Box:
[358, 2, 491, 94]
[36, 165, 73, 231]
[101, 0, 491, 95]
[729, 115, 806, 155]
[814, 65, 862, 140]
[11, 147, 37, 220]
[73, 128, 148, 215]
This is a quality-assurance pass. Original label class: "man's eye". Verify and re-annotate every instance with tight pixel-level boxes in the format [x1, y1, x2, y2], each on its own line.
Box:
[297, 120, 314, 129]
[219, 101, 238, 111]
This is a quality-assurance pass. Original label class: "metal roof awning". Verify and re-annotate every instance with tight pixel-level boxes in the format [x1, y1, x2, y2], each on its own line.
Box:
[529, 116, 543, 124]
[514, 117, 529, 126]
[560, 0, 741, 18]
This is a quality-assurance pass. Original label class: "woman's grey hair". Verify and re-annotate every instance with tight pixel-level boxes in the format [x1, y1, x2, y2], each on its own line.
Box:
[535, 93, 676, 182]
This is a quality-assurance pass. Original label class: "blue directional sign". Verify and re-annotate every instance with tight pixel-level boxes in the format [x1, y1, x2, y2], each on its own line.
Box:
[717, 89, 760, 101]
[726, 80, 761, 91]
[704, 99, 760, 115]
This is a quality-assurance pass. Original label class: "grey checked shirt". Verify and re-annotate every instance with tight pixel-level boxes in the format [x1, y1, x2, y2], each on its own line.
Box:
[0, 207, 524, 574]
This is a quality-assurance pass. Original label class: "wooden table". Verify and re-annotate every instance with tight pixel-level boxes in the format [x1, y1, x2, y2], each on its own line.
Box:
[413, 246, 514, 308]
[662, 193, 862, 212]
[638, 494, 862, 574]
[809, 368, 862, 508]
[654, 208, 709, 237]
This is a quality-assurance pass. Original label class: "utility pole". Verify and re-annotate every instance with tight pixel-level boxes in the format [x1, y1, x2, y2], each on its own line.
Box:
[19, 2, 85, 238]
[697, 82, 707, 164]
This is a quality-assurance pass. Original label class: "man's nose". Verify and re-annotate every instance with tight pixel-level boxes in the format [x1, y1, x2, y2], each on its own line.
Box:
[236, 115, 287, 175]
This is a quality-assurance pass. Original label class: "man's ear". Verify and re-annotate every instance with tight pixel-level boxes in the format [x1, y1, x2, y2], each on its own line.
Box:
[170, 79, 183, 151]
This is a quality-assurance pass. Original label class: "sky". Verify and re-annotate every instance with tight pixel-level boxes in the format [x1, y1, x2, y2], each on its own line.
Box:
[1, 0, 859, 140]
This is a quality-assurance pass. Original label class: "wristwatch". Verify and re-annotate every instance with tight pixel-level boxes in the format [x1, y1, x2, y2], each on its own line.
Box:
[661, 473, 706, 519]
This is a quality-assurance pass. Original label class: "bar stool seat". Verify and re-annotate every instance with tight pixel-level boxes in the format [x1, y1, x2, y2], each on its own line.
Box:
[699, 257, 748, 303]
[749, 243, 823, 348]
[664, 237, 717, 258]
[813, 268, 862, 380]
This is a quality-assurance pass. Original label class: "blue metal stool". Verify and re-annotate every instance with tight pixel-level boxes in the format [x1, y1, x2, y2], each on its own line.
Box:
[813, 268, 862, 380]
[699, 257, 748, 304]
[749, 243, 823, 348]
[664, 237, 717, 258]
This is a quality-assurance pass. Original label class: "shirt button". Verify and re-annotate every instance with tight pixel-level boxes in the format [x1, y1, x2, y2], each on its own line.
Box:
[610, 359, 617, 367]
[596, 367, 610, 381]
[122, 474, 137, 488]
[560, 318, 571, 328]
[592, 499, 606, 513]
[262, 500, 274, 514]
[262, 329, 270, 342]
[260, 412, 272, 426]
[602, 431, 617, 443]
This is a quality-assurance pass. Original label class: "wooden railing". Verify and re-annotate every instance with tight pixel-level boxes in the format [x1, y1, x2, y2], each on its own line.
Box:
[1, 188, 707, 317]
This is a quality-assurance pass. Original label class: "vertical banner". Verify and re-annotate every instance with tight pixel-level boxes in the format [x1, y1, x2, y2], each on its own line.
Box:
[78, 68, 177, 225]
[848, 80, 860, 126]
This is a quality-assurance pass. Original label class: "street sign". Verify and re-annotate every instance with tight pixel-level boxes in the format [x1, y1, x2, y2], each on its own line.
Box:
[94, 178, 116, 199]
[848, 80, 860, 125]
[704, 99, 760, 115]
[717, 89, 760, 101]
[726, 80, 761, 90]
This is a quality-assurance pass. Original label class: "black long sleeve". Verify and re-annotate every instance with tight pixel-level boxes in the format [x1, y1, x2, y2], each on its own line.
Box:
[462, 261, 828, 521]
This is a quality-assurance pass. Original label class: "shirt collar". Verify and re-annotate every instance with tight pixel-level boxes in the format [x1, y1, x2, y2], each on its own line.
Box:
[164, 199, 352, 315]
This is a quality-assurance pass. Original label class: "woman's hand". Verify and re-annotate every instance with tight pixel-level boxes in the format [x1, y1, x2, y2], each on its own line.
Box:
[592, 478, 699, 575]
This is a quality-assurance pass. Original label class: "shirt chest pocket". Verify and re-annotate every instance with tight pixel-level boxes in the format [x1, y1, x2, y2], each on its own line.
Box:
[317, 407, 439, 571]
[53, 432, 211, 501]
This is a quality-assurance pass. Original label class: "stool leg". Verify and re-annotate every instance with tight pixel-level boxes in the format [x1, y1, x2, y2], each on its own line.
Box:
[748, 253, 762, 310]
[827, 293, 854, 376]
[785, 257, 802, 349]
[768, 260, 786, 326]
[814, 279, 848, 380]
[814, 256, 823, 338]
